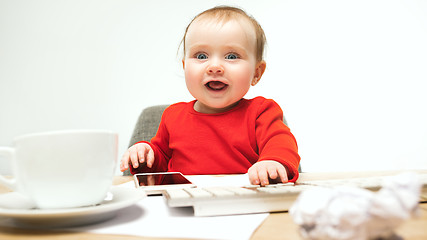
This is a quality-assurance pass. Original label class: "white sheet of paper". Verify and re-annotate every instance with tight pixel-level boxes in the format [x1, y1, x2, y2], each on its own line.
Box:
[74, 195, 267, 240]
[74, 174, 267, 240]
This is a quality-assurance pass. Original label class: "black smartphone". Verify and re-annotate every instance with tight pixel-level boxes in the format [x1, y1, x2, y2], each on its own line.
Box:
[133, 172, 195, 195]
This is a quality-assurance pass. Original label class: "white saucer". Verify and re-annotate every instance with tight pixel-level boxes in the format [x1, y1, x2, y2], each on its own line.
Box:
[0, 186, 146, 228]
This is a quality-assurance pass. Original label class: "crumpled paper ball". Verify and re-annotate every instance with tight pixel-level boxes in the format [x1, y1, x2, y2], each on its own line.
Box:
[289, 172, 421, 240]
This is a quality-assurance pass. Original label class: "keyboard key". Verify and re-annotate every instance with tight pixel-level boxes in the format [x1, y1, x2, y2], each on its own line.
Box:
[166, 189, 191, 199]
[225, 187, 257, 196]
[204, 187, 235, 197]
[184, 188, 213, 198]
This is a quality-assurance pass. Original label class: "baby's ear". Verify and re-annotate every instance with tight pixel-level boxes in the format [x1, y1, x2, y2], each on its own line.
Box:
[252, 61, 266, 86]
[182, 60, 185, 69]
[251, 77, 260, 86]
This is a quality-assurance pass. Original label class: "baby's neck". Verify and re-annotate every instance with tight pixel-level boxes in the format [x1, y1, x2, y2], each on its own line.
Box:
[194, 100, 241, 114]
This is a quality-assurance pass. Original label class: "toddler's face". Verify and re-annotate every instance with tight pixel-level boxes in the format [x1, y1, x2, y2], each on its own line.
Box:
[183, 18, 265, 113]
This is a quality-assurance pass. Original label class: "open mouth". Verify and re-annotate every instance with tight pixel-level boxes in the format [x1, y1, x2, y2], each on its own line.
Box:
[205, 81, 228, 91]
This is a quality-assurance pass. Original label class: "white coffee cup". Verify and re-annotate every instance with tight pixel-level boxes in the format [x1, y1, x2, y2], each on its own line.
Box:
[0, 130, 118, 209]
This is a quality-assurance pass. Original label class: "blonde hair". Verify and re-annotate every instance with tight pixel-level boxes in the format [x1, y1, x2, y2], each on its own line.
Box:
[181, 6, 266, 62]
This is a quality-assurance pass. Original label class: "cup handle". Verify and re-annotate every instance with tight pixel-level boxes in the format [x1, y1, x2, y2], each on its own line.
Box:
[0, 147, 17, 190]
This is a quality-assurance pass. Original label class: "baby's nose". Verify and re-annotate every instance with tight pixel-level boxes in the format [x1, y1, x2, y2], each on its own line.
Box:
[207, 62, 224, 74]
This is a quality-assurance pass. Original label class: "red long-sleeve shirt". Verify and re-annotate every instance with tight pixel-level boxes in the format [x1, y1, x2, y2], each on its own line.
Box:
[130, 97, 301, 182]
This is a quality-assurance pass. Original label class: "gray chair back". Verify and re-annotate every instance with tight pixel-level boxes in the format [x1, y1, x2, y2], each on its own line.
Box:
[123, 105, 169, 176]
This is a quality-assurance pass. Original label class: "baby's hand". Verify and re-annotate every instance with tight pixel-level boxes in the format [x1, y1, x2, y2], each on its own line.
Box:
[119, 143, 155, 172]
[247, 160, 288, 186]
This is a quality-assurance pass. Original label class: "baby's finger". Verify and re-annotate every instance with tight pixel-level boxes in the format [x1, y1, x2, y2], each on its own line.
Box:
[247, 167, 260, 185]
[119, 151, 130, 171]
[257, 168, 269, 186]
[146, 147, 155, 168]
[137, 149, 145, 164]
[277, 167, 288, 183]
[267, 165, 279, 180]
[129, 147, 140, 168]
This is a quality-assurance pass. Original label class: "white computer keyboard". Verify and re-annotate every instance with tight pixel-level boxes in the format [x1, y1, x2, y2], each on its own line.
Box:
[163, 174, 427, 216]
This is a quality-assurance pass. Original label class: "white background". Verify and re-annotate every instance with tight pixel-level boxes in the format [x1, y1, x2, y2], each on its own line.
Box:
[1, 0, 426, 175]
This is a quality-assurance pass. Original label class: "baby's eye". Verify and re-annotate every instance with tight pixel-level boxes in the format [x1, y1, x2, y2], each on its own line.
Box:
[225, 53, 239, 60]
[196, 53, 208, 60]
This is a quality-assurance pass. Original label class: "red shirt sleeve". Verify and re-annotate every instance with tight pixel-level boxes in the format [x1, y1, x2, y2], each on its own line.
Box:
[255, 99, 300, 182]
